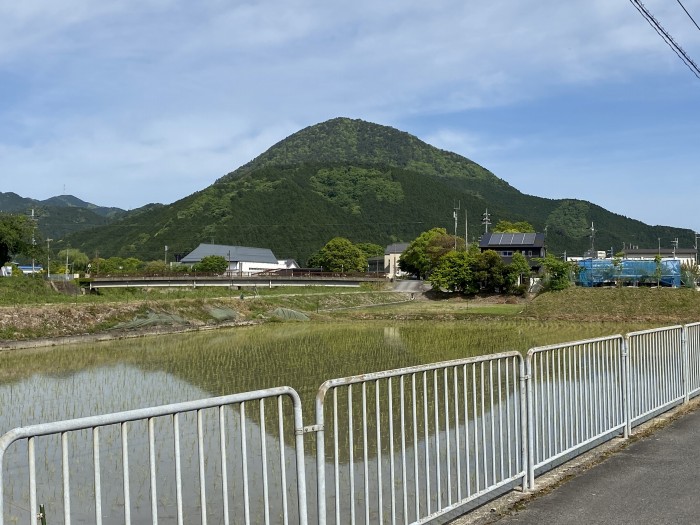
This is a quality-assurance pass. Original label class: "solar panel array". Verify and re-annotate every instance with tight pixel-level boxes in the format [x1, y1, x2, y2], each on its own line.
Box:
[487, 233, 537, 245]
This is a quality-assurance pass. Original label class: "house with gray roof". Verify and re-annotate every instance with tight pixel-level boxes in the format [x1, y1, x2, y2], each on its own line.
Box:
[384, 242, 410, 279]
[180, 244, 298, 275]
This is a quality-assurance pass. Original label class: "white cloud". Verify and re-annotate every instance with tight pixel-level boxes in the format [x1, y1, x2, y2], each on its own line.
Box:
[1, 0, 699, 233]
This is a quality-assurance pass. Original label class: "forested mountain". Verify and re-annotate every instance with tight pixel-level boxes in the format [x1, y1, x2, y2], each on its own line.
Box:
[60, 117, 692, 264]
[0, 192, 125, 240]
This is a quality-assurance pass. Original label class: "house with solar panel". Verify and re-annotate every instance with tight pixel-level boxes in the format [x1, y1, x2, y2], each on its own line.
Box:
[478, 232, 546, 272]
[180, 243, 298, 275]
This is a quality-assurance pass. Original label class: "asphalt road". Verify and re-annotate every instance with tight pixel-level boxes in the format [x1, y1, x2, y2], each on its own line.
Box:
[490, 406, 700, 525]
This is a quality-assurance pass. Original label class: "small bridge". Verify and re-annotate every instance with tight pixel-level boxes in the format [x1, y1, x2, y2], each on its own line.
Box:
[89, 273, 387, 290]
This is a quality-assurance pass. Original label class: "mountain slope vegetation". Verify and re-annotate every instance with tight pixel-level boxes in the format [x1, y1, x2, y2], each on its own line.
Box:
[0, 192, 124, 241]
[63, 117, 693, 264]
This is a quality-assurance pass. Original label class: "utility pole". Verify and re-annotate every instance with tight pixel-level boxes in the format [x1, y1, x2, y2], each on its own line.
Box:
[589, 222, 596, 256]
[465, 208, 468, 248]
[29, 209, 38, 275]
[482, 209, 491, 234]
[453, 201, 460, 249]
[164, 245, 168, 266]
[46, 238, 53, 278]
[672, 238, 679, 258]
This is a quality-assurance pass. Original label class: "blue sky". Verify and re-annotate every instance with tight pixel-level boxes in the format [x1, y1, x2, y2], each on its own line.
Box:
[1, 1, 699, 236]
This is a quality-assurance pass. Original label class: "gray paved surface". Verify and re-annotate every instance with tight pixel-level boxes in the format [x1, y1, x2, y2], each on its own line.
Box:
[492, 406, 700, 524]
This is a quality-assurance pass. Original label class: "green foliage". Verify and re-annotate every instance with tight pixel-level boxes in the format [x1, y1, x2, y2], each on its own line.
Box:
[493, 220, 535, 233]
[546, 201, 590, 238]
[0, 213, 38, 264]
[399, 228, 448, 279]
[143, 260, 169, 274]
[91, 256, 143, 274]
[429, 251, 477, 294]
[310, 237, 367, 272]
[355, 243, 384, 259]
[194, 255, 228, 273]
[429, 249, 522, 294]
[681, 262, 699, 288]
[510, 252, 531, 281]
[57, 248, 89, 272]
[310, 166, 403, 214]
[537, 254, 577, 291]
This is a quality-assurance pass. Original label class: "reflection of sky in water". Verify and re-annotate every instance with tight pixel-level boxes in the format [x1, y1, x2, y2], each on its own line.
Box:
[1, 365, 211, 432]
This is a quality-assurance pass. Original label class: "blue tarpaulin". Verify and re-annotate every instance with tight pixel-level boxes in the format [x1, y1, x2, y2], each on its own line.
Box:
[577, 258, 681, 287]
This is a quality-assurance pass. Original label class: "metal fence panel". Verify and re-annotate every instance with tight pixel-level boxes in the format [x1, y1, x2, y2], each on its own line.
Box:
[526, 336, 625, 486]
[685, 323, 700, 398]
[0, 387, 308, 525]
[626, 326, 684, 427]
[314, 352, 526, 525]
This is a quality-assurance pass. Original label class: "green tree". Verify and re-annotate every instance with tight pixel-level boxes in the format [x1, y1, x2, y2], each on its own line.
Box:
[472, 250, 511, 292]
[195, 255, 228, 273]
[681, 261, 699, 288]
[493, 220, 535, 233]
[654, 254, 662, 287]
[355, 243, 384, 259]
[0, 213, 38, 265]
[57, 249, 89, 272]
[144, 260, 168, 274]
[509, 251, 531, 288]
[312, 237, 367, 272]
[428, 251, 478, 294]
[399, 228, 461, 279]
[537, 254, 575, 291]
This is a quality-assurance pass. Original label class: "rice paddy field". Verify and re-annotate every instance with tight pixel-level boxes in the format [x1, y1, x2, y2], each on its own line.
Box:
[0, 292, 683, 524]
[0, 318, 658, 428]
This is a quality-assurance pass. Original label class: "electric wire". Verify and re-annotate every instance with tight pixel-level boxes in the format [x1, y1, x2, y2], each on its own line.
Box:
[629, 0, 700, 78]
[675, 0, 700, 32]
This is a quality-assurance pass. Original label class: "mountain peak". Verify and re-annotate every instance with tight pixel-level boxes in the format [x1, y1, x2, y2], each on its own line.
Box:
[219, 117, 500, 185]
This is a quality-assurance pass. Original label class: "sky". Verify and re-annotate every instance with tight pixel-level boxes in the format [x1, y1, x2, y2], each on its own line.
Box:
[1, 0, 699, 235]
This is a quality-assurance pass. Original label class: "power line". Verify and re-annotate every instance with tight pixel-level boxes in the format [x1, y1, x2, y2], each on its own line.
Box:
[675, 0, 700, 32]
[629, 0, 700, 78]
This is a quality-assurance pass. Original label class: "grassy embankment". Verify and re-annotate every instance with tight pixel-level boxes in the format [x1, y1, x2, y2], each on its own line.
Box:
[1, 277, 699, 342]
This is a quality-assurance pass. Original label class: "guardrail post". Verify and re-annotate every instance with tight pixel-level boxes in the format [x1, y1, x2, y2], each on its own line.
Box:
[526, 353, 535, 490]
[682, 325, 689, 404]
[315, 395, 326, 525]
[622, 336, 630, 439]
[519, 357, 529, 492]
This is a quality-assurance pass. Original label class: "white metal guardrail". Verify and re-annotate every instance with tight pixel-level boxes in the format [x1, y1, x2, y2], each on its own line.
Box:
[626, 326, 685, 428]
[526, 335, 625, 487]
[685, 322, 700, 397]
[4, 323, 700, 524]
[0, 387, 308, 525]
[314, 352, 527, 525]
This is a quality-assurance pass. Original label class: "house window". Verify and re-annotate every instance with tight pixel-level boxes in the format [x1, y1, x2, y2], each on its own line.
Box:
[502, 251, 513, 256]
[527, 250, 532, 256]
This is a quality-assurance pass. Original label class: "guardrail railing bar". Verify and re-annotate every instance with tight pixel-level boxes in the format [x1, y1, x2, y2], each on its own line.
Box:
[93, 428, 102, 525]
[260, 399, 270, 525]
[121, 422, 131, 525]
[148, 417, 158, 525]
[240, 403, 250, 525]
[219, 406, 230, 525]
[197, 409, 208, 525]
[173, 413, 184, 525]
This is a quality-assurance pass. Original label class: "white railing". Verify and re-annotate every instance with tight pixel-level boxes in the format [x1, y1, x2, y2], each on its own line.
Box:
[314, 352, 527, 524]
[3, 323, 700, 524]
[0, 388, 308, 525]
[526, 336, 625, 486]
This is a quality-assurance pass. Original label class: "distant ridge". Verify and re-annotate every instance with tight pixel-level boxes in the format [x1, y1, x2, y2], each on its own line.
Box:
[53, 117, 693, 263]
